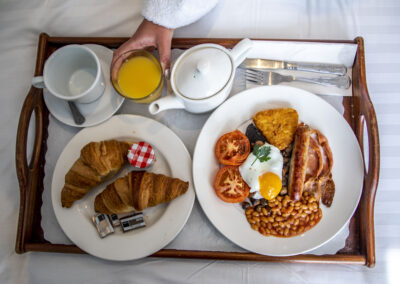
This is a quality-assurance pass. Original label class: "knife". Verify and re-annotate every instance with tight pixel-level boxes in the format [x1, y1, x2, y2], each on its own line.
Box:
[241, 58, 347, 76]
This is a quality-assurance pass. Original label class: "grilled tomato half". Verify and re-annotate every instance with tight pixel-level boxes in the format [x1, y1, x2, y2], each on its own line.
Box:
[215, 130, 250, 166]
[214, 166, 250, 203]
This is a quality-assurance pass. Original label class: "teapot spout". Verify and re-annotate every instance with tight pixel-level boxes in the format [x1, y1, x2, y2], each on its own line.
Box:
[148, 95, 185, 115]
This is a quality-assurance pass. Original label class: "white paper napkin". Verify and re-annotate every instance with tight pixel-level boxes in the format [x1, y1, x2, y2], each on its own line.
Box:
[245, 40, 357, 97]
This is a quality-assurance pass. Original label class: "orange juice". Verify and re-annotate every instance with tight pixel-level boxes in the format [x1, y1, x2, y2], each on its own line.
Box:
[117, 56, 162, 100]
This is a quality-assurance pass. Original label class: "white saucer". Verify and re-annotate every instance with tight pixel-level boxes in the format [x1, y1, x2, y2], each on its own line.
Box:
[43, 44, 125, 127]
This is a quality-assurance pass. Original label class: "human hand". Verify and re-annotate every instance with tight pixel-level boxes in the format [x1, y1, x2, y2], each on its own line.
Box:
[112, 19, 174, 73]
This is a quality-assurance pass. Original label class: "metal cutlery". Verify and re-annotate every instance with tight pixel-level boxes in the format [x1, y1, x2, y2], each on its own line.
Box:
[242, 59, 347, 76]
[68, 101, 85, 125]
[245, 69, 351, 89]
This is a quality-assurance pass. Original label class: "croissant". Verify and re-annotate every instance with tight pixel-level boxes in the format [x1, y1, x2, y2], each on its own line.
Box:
[61, 140, 131, 208]
[94, 171, 189, 214]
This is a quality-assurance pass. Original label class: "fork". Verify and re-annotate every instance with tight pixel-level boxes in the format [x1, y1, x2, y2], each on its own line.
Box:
[245, 69, 351, 89]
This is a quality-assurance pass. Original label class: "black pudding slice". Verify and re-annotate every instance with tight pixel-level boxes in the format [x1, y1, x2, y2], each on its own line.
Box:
[245, 123, 267, 148]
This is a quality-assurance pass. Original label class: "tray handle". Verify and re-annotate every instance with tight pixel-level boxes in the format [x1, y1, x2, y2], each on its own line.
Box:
[353, 37, 380, 268]
[16, 87, 47, 179]
[15, 87, 46, 253]
[15, 33, 49, 253]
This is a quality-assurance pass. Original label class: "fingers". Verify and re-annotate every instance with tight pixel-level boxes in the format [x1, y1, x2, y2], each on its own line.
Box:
[111, 35, 152, 81]
[157, 36, 172, 73]
[111, 56, 122, 83]
[111, 19, 173, 76]
[158, 42, 171, 72]
[112, 19, 157, 65]
[112, 39, 141, 66]
[111, 43, 134, 81]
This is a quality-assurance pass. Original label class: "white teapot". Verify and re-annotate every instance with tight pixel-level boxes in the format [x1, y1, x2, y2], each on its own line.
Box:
[148, 38, 253, 114]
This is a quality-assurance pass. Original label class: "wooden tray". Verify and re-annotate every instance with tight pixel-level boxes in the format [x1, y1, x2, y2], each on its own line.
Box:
[15, 34, 379, 267]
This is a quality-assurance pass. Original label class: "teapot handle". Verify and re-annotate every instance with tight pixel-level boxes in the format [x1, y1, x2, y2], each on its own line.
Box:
[231, 38, 253, 68]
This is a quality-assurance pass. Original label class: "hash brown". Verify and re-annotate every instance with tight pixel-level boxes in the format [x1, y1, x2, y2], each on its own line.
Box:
[253, 108, 298, 150]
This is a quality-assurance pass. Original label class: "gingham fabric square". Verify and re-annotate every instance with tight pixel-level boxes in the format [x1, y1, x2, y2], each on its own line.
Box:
[127, 141, 155, 168]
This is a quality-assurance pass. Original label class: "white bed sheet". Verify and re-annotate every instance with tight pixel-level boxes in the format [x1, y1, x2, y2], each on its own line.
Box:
[0, 0, 399, 283]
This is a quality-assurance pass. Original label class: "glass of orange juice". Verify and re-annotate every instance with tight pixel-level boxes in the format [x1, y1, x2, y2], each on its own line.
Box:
[111, 50, 164, 103]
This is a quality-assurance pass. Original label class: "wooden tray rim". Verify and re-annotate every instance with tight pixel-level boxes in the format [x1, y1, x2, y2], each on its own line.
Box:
[14, 33, 379, 268]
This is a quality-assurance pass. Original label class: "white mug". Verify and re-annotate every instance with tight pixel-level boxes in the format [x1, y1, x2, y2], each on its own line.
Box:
[32, 44, 105, 104]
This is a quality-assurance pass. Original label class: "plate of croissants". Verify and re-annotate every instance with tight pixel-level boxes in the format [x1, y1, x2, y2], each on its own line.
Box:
[51, 114, 195, 261]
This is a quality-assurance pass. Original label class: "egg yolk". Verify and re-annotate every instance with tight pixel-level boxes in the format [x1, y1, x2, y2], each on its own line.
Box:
[259, 172, 282, 200]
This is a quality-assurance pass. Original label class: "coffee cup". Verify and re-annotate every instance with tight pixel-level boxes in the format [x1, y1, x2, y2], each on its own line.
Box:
[32, 44, 105, 104]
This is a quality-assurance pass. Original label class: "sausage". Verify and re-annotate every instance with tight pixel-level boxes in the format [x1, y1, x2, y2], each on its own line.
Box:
[288, 123, 311, 201]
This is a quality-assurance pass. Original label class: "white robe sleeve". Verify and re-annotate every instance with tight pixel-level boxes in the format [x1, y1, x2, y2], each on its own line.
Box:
[142, 0, 219, 29]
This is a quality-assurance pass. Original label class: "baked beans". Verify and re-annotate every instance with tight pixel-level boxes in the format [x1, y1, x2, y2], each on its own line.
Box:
[244, 193, 322, 238]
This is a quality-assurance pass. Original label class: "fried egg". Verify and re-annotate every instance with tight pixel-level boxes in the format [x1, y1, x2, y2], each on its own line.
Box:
[239, 142, 283, 200]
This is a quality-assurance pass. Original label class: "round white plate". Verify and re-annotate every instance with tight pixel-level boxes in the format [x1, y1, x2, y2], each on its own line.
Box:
[193, 85, 364, 256]
[52, 115, 195, 261]
[44, 44, 124, 127]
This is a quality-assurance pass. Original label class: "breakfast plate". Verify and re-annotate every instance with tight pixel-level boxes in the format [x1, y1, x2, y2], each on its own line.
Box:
[193, 85, 364, 256]
[52, 115, 195, 261]
[43, 44, 125, 127]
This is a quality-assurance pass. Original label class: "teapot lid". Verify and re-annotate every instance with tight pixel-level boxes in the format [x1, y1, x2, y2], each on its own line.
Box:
[173, 46, 233, 100]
